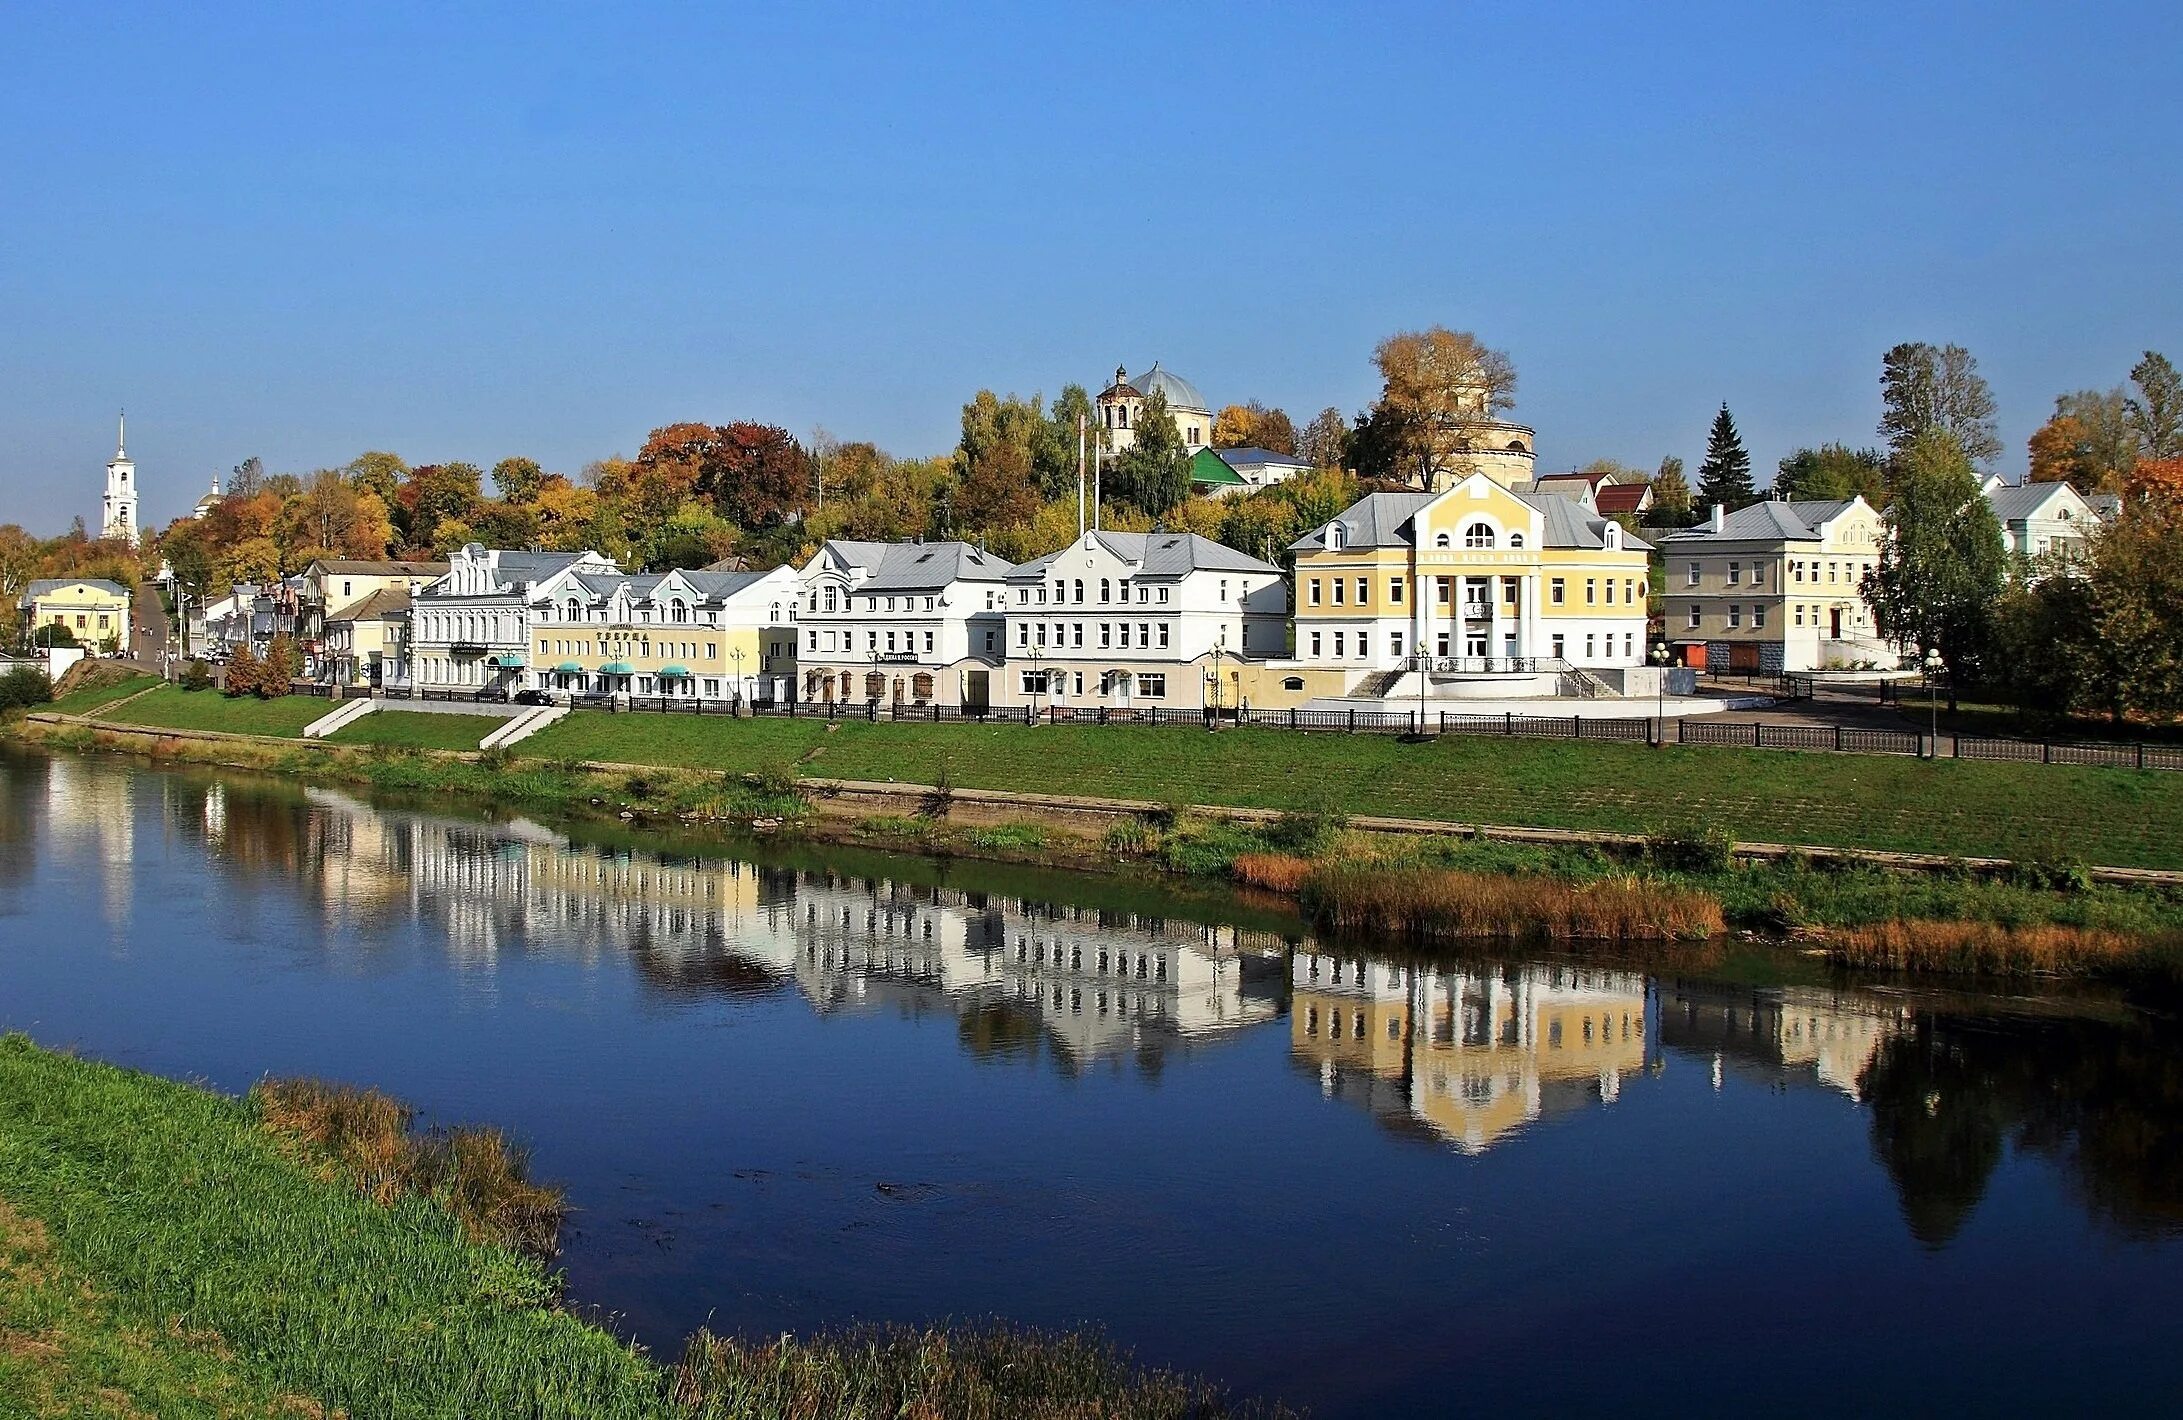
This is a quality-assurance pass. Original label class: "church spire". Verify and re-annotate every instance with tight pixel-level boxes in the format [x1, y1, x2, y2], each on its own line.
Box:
[116, 410, 126, 459]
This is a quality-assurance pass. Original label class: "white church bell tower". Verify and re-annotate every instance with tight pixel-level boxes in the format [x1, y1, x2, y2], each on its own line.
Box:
[102, 412, 138, 541]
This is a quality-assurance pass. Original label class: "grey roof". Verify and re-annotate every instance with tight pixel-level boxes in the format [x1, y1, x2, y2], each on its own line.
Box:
[307, 559, 447, 577]
[1288, 492, 1437, 552]
[488, 550, 592, 589]
[1009, 531, 1279, 582]
[1983, 480, 2081, 523]
[680, 570, 778, 601]
[857, 541, 1017, 593]
[1215, 446, 1310, 470]
[1655, 499, 1857, 545]
[813, 539, 898, 575]
[2088, 492, 2123, 519]
[19, 577, 130, 608]
[1290, 489, 1648, 554]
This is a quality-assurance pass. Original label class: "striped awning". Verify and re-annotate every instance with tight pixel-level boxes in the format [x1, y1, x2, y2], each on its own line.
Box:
[599, 661, 634, 674]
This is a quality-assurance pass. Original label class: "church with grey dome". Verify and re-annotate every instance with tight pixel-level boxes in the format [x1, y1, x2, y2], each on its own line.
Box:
[1096, 362, 1213, 456]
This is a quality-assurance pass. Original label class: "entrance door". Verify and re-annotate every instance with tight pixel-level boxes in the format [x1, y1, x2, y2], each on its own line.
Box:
[1729, 643, 1762, 674]
[1829, 607, 1843, 638]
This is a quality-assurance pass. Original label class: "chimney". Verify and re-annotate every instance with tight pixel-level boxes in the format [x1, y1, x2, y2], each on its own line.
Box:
[1710, 503, 1726, 533]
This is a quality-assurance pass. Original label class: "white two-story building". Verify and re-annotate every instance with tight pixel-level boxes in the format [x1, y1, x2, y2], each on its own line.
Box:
[411, 544, 619, 695]
[795, 539, 1016, 708]
[992, 529, 1289, 711]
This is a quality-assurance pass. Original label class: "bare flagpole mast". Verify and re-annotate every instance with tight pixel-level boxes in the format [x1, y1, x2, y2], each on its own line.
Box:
[1077, 414, 1087, 538]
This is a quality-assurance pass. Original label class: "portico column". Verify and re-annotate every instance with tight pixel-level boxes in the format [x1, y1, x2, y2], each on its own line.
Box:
[1489, 576, 1504, 665]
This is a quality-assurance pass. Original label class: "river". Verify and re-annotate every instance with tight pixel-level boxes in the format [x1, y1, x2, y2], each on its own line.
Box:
[3, 746, 2180, 1416]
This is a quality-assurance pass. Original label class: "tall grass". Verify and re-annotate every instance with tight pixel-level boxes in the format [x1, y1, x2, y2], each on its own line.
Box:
[254, 1076, 568, 1260]
[1824, 919, 2183, 979]
[1303, 863, 1724, 943]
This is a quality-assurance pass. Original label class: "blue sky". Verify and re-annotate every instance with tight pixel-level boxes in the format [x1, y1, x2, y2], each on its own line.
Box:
[3, 1, 2179, 533]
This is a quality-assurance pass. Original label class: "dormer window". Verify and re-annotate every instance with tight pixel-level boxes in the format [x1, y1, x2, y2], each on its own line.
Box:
[1328, 524, 1346, 550]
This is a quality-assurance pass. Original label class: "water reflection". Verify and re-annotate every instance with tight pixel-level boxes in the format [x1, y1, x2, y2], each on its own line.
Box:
[8, 748, 2182, 1251]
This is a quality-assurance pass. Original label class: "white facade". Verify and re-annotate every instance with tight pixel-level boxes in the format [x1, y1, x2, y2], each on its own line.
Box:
[795, 539, 1015, 706]
[996, 530, 1288, 708]
[410, 544, 619, 693]
[1981, 475, 2096, 573]
[101, 415, 138, 542]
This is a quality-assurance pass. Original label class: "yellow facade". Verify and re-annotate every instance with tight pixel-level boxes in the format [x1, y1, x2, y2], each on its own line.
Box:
[22, 580, 131, 650]
[1291, 476, 1652, 673]
[532, 621, 791, 699]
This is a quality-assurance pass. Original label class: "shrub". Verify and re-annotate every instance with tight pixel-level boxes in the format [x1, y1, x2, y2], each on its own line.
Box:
[179, 658, 214, 691]
[258, 634, 300, 698]
[477, 743, 518, 772]
[1103, 817, 1158, 857]
[1269, 790, 1350, 857]
[747, 758, 801, 799]
[0, 665, 53, 710]
[1646, 823, 1735, 874]
[223, 644, 262, 697]
[2008, 857, 2092, 894]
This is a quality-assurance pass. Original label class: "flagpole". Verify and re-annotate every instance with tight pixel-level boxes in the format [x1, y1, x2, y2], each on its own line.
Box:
[1077, 414, 1087, 538]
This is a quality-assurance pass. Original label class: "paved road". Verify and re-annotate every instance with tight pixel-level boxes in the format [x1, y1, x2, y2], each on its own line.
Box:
[129, 581, 171, 662]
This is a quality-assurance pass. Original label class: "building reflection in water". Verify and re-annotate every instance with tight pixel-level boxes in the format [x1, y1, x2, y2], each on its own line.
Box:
[100, 765, 2183, 1235]
[1291, 950, 1655, 1152]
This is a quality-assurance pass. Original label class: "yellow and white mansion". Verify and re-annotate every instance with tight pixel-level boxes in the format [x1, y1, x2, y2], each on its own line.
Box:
[1285, 471, 1654, 700]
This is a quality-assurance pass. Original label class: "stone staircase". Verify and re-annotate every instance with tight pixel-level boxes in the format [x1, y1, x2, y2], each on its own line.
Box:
[1351, 667, 1407, 698]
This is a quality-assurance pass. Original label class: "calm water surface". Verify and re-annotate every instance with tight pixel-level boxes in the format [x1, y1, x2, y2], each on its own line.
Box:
[3, 747, 2181, 1417]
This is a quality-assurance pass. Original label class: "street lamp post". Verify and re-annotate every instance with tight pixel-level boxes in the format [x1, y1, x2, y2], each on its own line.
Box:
[1649, 642, 1670, 747]
[729, 645, 748, 716]
[1925, 647, 1945, 759]
[1205, 627, 1227, 730]
[1026, 643, 1044, 724]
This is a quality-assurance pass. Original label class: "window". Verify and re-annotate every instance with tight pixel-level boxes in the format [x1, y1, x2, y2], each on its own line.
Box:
[1550, 577, 1565, 605]
[1327, 524, 1345, 550]
[1157, 587, 1170, 604]
[1138, 622, 1150, 646]
[1605, 579, 1616, 605]
[1434, 532, 1452, 548]
[1464, 522, 1495, 548]
[1586, 579, 1597, 605]
[1551, 633, 1565, 659]
[1355, 577, 1368, 604]
[1331, 578, 1344, 606]
[925, 630, 936, 653]
[1727, 562, 1741, 585]
[1073, 579, 1084, 603]
[1753, 604, 1767, 629]
[1729, 604, 1742, 628]
[1752, 563, 1765, 585]
[1157, 623, 1169, 649]
[1020, 671, 1049, 694]
[1794, 604, 1805, 627]
[1308, 578, 1321, 606]
[1390, 577, 1404, 604]
[1072, 624, 1083, 648]
[1017, 623, 1030, 648]
[1333, 631, 1345, 658]
[1585, 634, 1596, 658]
[1282, 676, 1305, 691]
[1309, 631, 1322, 657]
[1099, 579, 1110, 603]
[1099, 623, 1111, 647]
[1437, 576, 1452, 604]
[1138, 585, 1149, 603]
[1390, 632, 1404, 657]
[1687, 604, 1702, 630]
[1686, 562, 1700, 587]
[1118, 623, 1130, 647]
[1509, 534, 1525, 548]
[1136, 673, 1166, 698]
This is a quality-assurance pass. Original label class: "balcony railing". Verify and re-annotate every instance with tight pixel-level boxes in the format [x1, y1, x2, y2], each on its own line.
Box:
[1407, 655, 1554, 676]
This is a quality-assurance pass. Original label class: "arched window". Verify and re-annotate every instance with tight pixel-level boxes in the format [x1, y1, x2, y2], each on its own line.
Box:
[1281, 676, 1305, 691]
[1506, 439, 1528, 453]
[1464, 522, 1495, 549]
[1433, 532, 1452, 548]
[1073, 579, 1084, 603]
[565, 599, 580, 622]
[1508, 533, 1525, 548]
[670, 600, 687, 623]
[1328, 523, 1345, 550]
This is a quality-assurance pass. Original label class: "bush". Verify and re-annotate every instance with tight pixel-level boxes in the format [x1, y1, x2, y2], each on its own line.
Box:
[258, 633, 300, 698]
[179, 658, 214, 691]
[2008, 857, 2092, 894]
[0, 665, 53, 710]
[967, 822, 1048, 851]
[30, 623, 76, 649]
[223, 644, 262, 697]
[1646, 823, 1735, 874]
[1103, 817, 1158, 856]
[1268, 789, 1350, 857]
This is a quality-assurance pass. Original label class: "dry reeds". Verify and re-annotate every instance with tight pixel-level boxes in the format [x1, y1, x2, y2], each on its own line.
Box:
[253, 1078, 567, 1259]
[1230, 852, 1315, 894]
[1306, 865, 1724, 944]
[1825, 919, 2177, 977]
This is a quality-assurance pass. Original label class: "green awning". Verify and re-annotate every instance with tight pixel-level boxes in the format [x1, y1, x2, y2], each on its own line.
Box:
[489, 653, 527, 668]
[657, 665, 691, 677]
[554, 660, 583, 674]
[599, 661, 634, 675]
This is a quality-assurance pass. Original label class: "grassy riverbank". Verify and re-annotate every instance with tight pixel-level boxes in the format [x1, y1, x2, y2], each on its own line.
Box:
[14, 707, 2183, 981]
[0, 1035, 1292, 1418]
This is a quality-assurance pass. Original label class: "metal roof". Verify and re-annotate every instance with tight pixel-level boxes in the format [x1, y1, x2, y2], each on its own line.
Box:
[1010, 530, 1279, 581]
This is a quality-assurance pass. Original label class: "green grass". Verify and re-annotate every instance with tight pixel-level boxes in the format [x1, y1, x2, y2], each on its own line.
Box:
[100, 685, 332, 737]
[44, 670, 160, 715]
[332, 709, 509, 751]
[0, 1034, 1291, 1418]
[520, 712, 2183, 870]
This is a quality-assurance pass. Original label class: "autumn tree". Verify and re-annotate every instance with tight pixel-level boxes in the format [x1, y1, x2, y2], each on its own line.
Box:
[345, 451, 409, 505]
[1695, 405, 1756, 511]
[2027, 389, 2142, 492]
[1862, 429, 2006, 696]
[1212, 401, 1298, 454]
[1368, 326, 1517, 487]
[1297, 408, 1348, 469]
[258, 634, 300, 698]
[1647, 456, 1693, 527]
[2126, 351, 2182, 459]
[1107, 388, 1191, 519]
[533, 476, 599, 552]
[395, 463, 483, 553]
[1773, 444, 1887, 503]
[491, 456, 546, 503]
[282, 470, 395, 560]
[1879, 342, 2001, 467]
[637, 422, 811, 531]
[223, 643, 262, 698]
